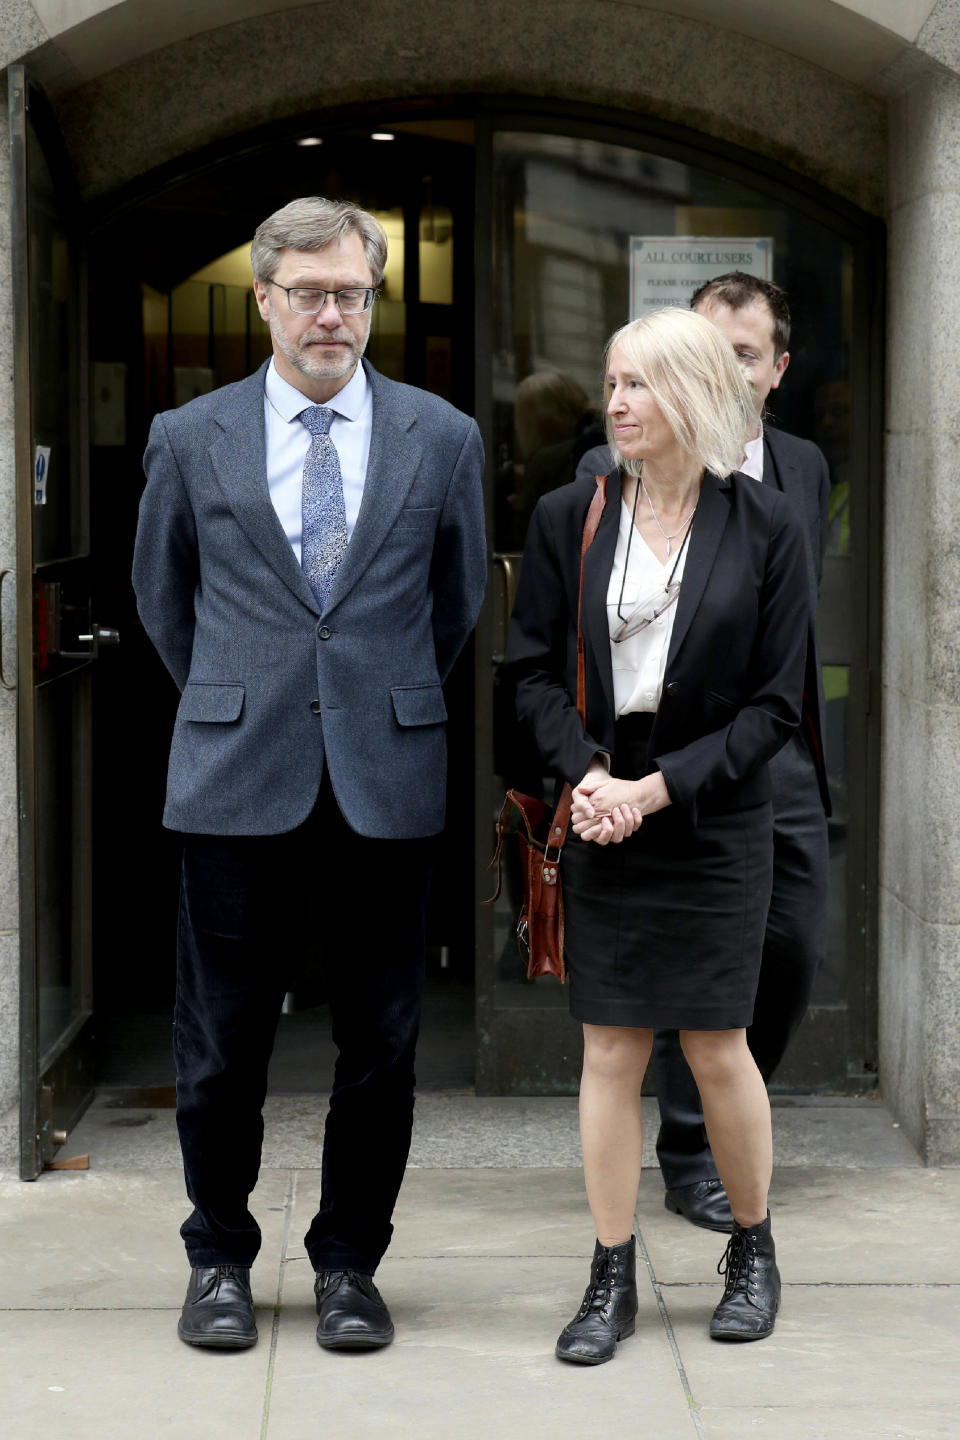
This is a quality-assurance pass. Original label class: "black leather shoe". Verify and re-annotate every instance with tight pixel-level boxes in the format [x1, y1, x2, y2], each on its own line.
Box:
[710, 1212, 781, 1341]
[178, 1265, 258, 1349]
[555, 1237, 638, 1365]
[664, 1178, 734, 1233]
[315, 1270, 394, 1350]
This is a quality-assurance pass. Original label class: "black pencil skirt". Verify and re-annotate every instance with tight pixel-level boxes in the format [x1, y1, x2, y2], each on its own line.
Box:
[562, 713, 774, 1031]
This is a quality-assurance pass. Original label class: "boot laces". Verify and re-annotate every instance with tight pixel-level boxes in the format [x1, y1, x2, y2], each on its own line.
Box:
[717, 1229, 759, 1301]
[198, 1265, 249, 1300]
[318, 1269, 381, 1301]
[576, 1251, 620, 1319]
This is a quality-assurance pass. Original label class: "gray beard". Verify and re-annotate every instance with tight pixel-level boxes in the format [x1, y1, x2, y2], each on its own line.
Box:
[271, 319, 370, 383]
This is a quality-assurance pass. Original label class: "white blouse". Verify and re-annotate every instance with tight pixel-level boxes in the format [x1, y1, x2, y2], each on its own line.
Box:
[607, 498, 690, 716]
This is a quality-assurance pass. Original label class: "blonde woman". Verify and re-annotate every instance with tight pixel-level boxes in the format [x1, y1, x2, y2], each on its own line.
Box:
[505, 309, 810, 1361]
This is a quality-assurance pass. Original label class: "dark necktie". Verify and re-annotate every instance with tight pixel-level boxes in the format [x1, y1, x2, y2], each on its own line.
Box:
[299, 405, 347, 610]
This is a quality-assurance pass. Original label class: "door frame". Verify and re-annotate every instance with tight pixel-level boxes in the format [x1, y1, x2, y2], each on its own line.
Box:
[18, 89, 883, 1114]
[11, 66, 96, 1177]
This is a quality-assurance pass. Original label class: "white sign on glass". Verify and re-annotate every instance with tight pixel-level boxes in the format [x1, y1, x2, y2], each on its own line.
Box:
[34, 445, 51, 506]
[629, 238, 774, 319]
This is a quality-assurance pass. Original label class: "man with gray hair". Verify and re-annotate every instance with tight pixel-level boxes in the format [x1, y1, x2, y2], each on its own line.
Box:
[134, 197, 486, 1352]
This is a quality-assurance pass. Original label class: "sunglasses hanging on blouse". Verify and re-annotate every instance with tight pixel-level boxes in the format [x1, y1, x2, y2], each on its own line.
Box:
[611, 478, 696, 644]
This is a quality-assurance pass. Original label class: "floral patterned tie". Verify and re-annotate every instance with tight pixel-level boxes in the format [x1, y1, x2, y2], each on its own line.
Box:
[299, 405, 347, 610]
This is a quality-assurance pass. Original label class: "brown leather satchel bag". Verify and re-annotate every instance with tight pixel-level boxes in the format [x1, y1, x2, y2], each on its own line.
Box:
[487, 476, 608, 982]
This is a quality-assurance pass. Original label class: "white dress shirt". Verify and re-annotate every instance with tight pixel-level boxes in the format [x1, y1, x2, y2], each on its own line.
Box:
[263, 358, 373, 560]
[607, 499, 691, 716]
[741, 426, 765, 482]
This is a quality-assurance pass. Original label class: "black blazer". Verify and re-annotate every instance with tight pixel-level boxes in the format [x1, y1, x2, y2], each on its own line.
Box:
[505, 469, 811, 826]
[763, 426, 831, 815]
[578, 430, 831, 816]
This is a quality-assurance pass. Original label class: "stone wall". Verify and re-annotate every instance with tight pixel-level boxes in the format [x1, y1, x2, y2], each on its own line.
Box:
[48, 1, 887, 214]
[881, 51, 960, 1164]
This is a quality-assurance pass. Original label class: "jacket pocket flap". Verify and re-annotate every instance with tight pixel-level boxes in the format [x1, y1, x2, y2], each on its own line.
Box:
[391, 684, 447, 726]
[180, 683, 245, 722]
[705, 689, 736, 710]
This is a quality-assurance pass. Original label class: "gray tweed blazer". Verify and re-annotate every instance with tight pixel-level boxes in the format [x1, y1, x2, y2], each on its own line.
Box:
[133, 359, 486, 839]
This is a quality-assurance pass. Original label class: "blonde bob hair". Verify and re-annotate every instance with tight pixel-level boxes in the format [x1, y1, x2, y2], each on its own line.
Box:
[604, 308, 755, 479]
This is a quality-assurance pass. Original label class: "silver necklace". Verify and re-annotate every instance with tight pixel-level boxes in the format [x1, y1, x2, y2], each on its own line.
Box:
[640, 474, 698, 555]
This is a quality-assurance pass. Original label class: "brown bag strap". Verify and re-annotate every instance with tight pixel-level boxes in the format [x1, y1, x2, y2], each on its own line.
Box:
[485, 473, 609, 901]
[575, 476, 608, 726]
[556, 473, 609, 850]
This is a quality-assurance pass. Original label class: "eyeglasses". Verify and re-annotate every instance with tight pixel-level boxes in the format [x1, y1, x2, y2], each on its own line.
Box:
[268, 283, 378, 315]
[611, 581, 682, 643]
[612, 467, 694, 643]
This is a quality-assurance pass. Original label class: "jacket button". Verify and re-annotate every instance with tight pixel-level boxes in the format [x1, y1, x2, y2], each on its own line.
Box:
[318, 625, 332, 640]
[310, 700, 322, 714]
[665, 681, 681, 698]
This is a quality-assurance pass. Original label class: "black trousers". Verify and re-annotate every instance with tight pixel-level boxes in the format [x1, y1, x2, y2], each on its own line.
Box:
[174, 776, 432, 1274]
[654, 733, 829, 1188]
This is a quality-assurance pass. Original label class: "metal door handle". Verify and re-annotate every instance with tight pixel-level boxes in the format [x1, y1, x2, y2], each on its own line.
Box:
[492, 553, 520, 665]
[62, 622, 120, 660]
[0, 569, 14, 690]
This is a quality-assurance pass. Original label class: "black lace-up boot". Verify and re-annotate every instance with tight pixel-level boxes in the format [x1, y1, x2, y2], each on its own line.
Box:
[709, 1211, 780, 1341]
[555, 1236, 638, 1364]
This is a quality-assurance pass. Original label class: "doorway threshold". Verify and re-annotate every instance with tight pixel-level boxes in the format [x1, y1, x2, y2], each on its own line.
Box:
[51, 1090, 920, 1174]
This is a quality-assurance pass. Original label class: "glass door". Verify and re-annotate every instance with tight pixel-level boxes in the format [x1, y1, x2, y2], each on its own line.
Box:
[11, 69, 111, 1176]
[475, 119, 881, 1095]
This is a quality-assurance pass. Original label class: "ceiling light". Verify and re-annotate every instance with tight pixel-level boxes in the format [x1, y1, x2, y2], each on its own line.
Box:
[296, 137, 323, 147]
[370, 132, 395, 141]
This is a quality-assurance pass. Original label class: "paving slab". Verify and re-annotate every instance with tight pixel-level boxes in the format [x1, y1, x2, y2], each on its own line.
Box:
[285, 1167, 596, 1263]
[267, 1255, 696, 1440]
[0, 1100, 952, 1440]
[697, 1406, 960, 1440]
[640, 1166, 960, 1285]
[0, 1169, 292, 1309]
[0, 1310, 272, 1440]
[662, 1285, 960, 1412]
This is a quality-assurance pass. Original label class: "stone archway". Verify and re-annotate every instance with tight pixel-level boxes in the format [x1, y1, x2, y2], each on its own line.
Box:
[9, 1, 896, 209]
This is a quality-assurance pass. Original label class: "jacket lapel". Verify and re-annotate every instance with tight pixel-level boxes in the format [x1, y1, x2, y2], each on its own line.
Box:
[580, 474, 619, 721]
[664, 472, 731, 671]
[207, 362, 320, 614]
[324, 360, 423, 610]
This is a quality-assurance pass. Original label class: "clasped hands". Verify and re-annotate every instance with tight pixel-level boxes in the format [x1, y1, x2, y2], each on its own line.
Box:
[571, 759, 671, 846]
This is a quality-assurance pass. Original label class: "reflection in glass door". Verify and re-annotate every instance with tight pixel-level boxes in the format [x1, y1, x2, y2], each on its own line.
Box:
[476, 123, 880, 1095]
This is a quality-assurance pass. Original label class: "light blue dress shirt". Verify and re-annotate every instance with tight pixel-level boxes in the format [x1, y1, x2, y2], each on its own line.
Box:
[263, 357, 373, 560]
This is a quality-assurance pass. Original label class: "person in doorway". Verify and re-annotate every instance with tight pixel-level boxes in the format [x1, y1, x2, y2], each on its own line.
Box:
[506, 308, 810, 1358]
[133, 196, 485, 1352]
[504, 370, 605, 546]
[576, 273, 830, 1233]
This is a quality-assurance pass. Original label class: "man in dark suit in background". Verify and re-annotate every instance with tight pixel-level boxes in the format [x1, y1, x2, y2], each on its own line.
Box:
[134, 197, 485, 1349]
[577, 273, 830, 1230]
